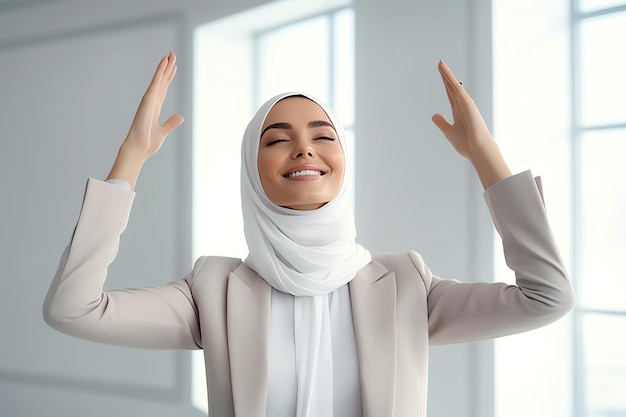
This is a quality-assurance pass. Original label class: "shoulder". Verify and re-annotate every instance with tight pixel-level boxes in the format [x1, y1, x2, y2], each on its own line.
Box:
[186, 256, 243, 288]
[371, 251, 433, 288]
[363, 252, 432, 310]
[372, 251, 425, 273]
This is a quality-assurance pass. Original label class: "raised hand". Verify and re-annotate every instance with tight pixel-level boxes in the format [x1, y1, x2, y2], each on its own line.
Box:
[107, 52, 183, 188]
[125, 52, 183, 157]
[431, 60, 511, 189]
[431, 60, 492, 159]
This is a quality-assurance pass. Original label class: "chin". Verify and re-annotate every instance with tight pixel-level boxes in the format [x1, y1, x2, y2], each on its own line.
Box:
[280, 200, 329, 211]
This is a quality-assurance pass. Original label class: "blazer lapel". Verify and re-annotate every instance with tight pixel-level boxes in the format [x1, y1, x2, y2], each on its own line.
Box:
[349, 261, 398, 417]
[227, 263, 272, 417]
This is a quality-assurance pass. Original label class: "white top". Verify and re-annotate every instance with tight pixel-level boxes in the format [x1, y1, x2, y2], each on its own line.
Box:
[267, 285, 362, 417]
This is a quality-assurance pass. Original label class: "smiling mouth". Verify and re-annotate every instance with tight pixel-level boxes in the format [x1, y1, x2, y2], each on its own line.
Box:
[284, 169, 325, 178]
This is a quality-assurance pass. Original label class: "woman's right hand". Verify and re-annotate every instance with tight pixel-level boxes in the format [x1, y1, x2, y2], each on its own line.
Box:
[107, 52, 184, 188]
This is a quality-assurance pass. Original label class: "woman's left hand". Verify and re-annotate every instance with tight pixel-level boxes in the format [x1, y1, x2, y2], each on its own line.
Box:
[432, 60, 512, 188]
[431, 60, 493, 159]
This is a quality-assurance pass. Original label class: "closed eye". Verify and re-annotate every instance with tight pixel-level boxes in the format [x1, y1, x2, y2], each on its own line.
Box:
[265, 138, 289, 146]
[315, 136, 336, 141]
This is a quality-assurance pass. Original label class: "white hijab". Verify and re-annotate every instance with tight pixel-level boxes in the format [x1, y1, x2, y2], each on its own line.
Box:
[241, 92, 371, 416]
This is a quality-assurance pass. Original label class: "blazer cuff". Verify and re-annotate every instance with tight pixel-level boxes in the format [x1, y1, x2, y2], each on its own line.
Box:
[105, 178, 132, 190]
[483, 169, 543, 202]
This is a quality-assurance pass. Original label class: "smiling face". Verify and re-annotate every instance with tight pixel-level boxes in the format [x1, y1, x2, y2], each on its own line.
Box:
[257, 96, 345, 210]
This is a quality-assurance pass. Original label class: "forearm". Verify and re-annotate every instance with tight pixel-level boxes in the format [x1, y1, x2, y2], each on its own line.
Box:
[43, 179, 201, 349]
[106, 141, 148, 190]
[485, 171, 575, 313]
[468, 140, 512, 189]
[427, 171, 575, 344]
[44, 179, 135, 328]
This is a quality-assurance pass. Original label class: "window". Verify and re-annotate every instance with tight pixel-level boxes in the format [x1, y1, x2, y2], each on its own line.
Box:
[493, 1, 626, 416]
[192, 3, 353, 413]
[574, 4, 626, 416]
[253, 8, 356, 169]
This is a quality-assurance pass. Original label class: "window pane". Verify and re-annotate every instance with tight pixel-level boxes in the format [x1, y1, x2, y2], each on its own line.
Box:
[579, 129, 626, 311]
[333, 8, 355, 126]
[579, 0, 626, 13]
[256, 16, 330, 105]
[582, 313, 626, 416]
[579, 12, 626, 126]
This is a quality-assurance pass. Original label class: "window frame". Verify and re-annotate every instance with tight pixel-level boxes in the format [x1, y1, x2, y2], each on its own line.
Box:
[251, 6, 353, 120]
[570, 2, 626, 416]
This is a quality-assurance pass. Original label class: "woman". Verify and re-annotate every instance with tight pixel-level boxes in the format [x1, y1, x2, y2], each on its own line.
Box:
[43, 52, 575, 417]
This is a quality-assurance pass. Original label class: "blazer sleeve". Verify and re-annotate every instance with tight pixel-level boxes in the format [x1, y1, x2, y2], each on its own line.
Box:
[421, 170, 575, 345]
[43, 178, 202, 350]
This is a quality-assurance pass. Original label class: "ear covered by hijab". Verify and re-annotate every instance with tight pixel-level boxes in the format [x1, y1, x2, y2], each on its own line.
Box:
[240, 92, 372, 296]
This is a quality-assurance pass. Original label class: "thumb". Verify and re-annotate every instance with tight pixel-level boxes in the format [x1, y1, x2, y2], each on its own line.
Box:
[162, 114, 184, 136]
[431, 113, 452, 136]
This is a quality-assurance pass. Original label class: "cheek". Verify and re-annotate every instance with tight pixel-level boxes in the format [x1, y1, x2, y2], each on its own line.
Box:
[330, 151, 346, 184]
[257, 152, 280, 194]
[257, 152, 274, 179]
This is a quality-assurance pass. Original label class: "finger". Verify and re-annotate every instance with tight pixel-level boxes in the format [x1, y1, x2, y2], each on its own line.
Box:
[441, 71, 461, 102]
[156, 53, 177, 102]
[163, 53, 177, 82]
[151, 54, 177, 120]
[161, 64, 177, 98]
[432, 113, 453, 136]
[442, 76, 456, 110]
[155, 64, 177, 116]
[436, 62, 455, 107]
[161, 114, 184, 136]
[439, 60, 460, 85]
[438, 62, 461, 113]
[145, 54, 170, 96]
[438, 60, 464, 98]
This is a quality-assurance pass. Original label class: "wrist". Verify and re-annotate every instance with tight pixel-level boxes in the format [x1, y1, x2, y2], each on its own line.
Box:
[468, 140, 512, 189]
[467, 139, 500, 166]
[106, 142, 148, 190]
[119, 138, 151, 162]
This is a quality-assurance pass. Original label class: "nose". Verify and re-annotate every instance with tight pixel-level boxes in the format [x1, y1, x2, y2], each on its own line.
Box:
[292, 143, 314, 159]
[294, 151, 313, 158]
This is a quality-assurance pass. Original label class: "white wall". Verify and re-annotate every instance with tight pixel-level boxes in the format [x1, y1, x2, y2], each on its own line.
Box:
[0, 0, 495, 415]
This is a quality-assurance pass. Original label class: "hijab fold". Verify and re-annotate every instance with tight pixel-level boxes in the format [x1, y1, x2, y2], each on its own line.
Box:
[241, 92, 371, 417]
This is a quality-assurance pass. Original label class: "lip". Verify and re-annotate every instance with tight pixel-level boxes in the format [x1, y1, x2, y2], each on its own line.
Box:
[283, 164, 327, 178]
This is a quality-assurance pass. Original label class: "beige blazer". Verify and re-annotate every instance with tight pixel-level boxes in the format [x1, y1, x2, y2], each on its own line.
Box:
[43, 170, 575, 417]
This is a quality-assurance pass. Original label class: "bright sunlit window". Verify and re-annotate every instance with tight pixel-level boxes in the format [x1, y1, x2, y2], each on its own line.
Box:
[493, 1, 626, 416]
[192, 2, 353, 413]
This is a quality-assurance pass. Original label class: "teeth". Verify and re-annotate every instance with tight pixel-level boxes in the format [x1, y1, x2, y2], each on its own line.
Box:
[287, 170, 322, 178]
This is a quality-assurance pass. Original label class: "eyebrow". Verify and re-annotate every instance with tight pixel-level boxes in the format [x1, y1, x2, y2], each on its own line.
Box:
[260, 120, 335, 138]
